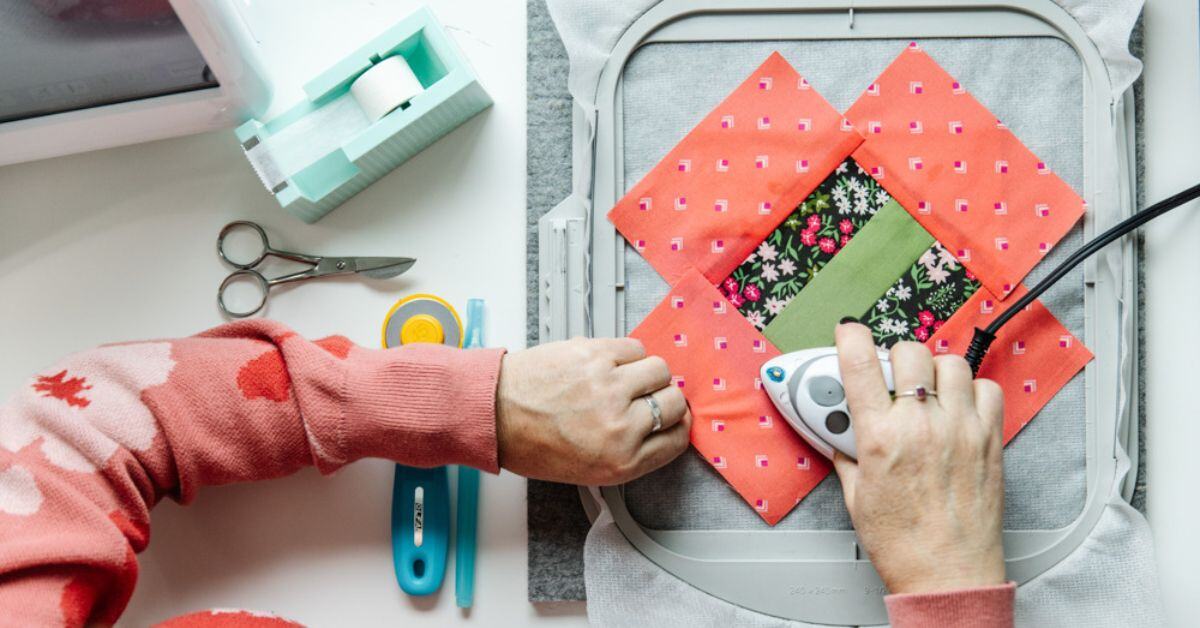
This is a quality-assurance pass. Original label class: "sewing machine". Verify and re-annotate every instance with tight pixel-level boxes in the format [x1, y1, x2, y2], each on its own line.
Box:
[0, 1, 490, 223]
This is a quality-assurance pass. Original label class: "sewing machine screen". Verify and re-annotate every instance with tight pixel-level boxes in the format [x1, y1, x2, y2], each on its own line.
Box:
[0, 0, 218, 124]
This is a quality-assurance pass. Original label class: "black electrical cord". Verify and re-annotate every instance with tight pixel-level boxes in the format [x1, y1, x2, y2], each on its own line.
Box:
[964, 182, 1200, 375]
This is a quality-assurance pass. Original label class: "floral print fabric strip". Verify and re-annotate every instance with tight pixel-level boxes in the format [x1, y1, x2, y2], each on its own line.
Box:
[861, 242, 980, 347]
[723, 158, 891, 329]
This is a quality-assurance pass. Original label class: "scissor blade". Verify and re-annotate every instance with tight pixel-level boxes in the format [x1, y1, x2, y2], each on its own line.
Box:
[354, 257, 416, 279]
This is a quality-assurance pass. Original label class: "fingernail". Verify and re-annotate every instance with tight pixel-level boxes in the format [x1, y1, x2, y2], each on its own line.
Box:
[839, 316, 859, 325]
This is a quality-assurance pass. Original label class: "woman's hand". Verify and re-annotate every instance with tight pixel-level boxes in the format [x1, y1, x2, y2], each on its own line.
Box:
[495, 338, 692, 485]
[833, 322, 1006, 595]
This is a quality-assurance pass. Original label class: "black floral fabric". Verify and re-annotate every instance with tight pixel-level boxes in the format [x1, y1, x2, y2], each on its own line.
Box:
[722, 158, 892, 329]
[859, 242, 981, 347]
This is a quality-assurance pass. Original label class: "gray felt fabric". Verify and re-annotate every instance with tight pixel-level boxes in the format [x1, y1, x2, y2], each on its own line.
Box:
[526, 0, 590, 602]
[526, 0, 1150, 605]
[1129, 16, 1147, 514]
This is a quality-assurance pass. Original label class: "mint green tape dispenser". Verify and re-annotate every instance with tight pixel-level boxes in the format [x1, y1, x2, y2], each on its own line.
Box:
[235, 6, 491, 223]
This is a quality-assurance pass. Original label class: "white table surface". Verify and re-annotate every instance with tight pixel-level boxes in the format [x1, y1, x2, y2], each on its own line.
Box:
[1142, 0, 1200, 625]
[1, 1, 1198, 625]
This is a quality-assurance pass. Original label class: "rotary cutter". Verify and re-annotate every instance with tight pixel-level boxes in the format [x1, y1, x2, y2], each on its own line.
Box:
[382, 294, 462, 596]
[382, 293, 463, 348]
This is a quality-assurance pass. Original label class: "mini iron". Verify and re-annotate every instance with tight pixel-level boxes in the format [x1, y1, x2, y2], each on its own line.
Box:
[760, 347, 895, 460]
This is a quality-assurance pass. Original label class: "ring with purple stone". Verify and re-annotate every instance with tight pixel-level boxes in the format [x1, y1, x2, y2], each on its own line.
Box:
[893, 386, 936, 402]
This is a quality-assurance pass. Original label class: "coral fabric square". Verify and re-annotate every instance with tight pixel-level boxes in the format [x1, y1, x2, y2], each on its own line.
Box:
[845, 43, 1086, 300]
[609, 52, 865, 286]
[927, 285, 1093, 442]
[629, 269, 831, 525]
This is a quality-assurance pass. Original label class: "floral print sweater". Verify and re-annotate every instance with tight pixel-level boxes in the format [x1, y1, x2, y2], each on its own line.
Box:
[0, 320, 503, 626]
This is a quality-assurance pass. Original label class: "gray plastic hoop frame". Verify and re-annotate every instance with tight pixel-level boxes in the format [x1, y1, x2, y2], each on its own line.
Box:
[575, 1, 1137, 624]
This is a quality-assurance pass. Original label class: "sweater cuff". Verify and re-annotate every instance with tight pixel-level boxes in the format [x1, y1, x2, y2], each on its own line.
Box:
[885, 582, 1015, 628]
[340, 344, 506, 472]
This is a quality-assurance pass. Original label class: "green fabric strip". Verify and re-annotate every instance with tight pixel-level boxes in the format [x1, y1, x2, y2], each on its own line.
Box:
[763, 199, 934, 352]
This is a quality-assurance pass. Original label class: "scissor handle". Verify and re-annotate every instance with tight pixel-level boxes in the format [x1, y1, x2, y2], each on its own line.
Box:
[218, 269, 270, 318]
[217, 221, 270, 270]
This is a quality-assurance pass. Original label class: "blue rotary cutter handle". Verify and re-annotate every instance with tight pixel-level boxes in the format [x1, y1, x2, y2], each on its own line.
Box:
[391, 464, 450, 595]
[381, 294, 463, 596]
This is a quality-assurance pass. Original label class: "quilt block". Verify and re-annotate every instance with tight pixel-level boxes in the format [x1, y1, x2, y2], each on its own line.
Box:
[610, 45, 1092, 525]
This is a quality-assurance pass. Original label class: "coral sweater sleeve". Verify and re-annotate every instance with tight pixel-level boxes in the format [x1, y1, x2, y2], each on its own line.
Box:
[886, 582, 1016, 627]
[0, 320, 504, 627]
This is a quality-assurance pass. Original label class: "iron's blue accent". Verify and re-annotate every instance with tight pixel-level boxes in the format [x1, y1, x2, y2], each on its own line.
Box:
[766, 366, 786, 383]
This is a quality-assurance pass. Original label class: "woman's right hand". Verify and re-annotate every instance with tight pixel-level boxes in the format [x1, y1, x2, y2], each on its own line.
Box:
[832, 322, 1007, 594]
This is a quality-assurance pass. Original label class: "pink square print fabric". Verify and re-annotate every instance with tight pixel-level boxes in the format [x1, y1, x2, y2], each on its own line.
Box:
[608, 52, 864, 286]
[845, 43, 1087, 300]
[629, 269, 831, 525]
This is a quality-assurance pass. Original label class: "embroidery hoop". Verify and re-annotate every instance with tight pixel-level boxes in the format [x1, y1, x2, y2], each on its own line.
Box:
[539, 1, 1137, 623]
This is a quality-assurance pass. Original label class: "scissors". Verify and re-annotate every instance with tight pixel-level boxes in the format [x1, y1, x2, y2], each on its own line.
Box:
[216, 221, 416, 318]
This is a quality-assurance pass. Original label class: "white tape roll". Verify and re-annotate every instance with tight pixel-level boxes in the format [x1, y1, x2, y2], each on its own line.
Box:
[242, 55, 424, 194]
[351, 55, 424, 122]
